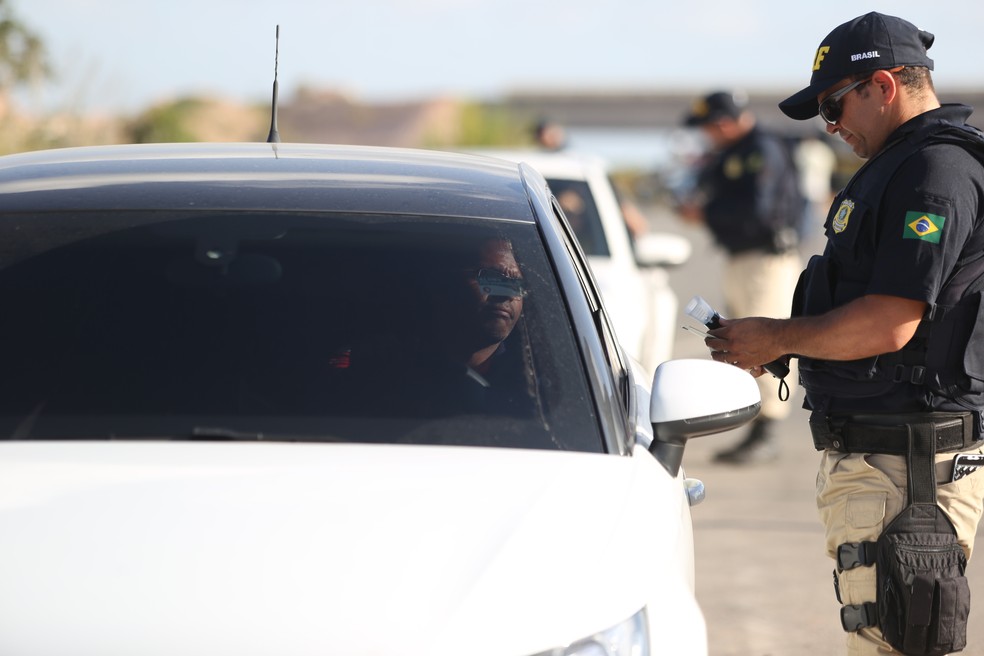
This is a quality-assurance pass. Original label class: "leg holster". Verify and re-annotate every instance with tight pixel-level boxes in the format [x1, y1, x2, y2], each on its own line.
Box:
[831, 421, 970, 655]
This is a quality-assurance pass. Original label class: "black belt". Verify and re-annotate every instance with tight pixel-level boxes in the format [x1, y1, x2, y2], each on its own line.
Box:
[810, 412, 977, 455]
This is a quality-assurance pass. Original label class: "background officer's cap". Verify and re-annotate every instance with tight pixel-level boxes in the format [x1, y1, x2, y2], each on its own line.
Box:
[684, 90, 748, 126]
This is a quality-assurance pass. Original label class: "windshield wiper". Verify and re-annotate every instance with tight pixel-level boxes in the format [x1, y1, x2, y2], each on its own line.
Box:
[189, 426, 271, 441]
[185, 427, 348, 443]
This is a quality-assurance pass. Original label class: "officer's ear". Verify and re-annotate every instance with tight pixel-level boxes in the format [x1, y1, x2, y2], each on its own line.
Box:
[870, 68, 901, 106]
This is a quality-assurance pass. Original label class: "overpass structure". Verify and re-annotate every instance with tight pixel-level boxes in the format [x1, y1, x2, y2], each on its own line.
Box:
[497, 88, 984, 134]
[277, 87, 984, 154]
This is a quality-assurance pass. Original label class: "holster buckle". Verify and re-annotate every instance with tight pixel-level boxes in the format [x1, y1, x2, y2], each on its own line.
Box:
[893, 364, 926, 385]
[840, 602, 878, 632]
[837, 541, 877, 571]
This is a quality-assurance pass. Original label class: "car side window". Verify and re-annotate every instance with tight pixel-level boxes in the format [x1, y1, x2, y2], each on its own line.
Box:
[545, 179, 610, 257]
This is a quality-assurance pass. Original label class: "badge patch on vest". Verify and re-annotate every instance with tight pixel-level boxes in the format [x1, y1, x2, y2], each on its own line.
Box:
[903, 211, 946, 243]
[832, 199, 855, 233]
[723, 155, 743, 179]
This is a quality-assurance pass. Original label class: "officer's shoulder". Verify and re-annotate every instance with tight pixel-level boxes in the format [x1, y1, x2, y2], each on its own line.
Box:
[894, 142, 984, 192]
[921, 124, 984, 159]
[908, 139, 983, 170]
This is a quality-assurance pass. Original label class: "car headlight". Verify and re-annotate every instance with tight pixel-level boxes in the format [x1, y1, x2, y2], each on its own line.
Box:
[533, 607, 650, 656]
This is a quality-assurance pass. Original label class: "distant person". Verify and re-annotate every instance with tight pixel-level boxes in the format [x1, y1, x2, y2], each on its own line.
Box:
[676, 90, 805, 464]
[792, 131, 838, 255]
[610, 177, 650, 241]
[532, 118, 569, 151]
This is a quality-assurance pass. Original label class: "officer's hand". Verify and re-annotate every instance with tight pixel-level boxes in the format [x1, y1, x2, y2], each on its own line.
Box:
[675, 202, 704, 224]
[705, 317, 785, 374]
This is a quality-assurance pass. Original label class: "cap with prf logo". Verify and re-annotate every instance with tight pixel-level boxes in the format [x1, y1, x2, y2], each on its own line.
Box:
[683, 90, 748, 127]
[779, 12, 935, 120]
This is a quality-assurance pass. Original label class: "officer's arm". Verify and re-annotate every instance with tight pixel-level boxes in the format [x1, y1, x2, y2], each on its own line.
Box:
[780, 294, 927, 360]
[706, 294, 927, 368]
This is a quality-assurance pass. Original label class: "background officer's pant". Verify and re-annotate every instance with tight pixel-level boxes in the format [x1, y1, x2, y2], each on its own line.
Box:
[816, 445, 984, 655]
[722, 249, 801, 418]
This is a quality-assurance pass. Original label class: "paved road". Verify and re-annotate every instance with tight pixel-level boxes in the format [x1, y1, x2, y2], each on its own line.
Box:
[648, 205, 984, 656]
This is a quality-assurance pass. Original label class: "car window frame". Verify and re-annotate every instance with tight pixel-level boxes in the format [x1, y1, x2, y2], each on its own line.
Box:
[521, 165, 631, 456]
[550, 196, 632, 413]
[542, 177, 610, 258]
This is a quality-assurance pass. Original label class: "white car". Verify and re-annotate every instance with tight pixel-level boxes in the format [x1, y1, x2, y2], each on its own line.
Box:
[0, 143, 758, 656]
[468, 149, 692, 374]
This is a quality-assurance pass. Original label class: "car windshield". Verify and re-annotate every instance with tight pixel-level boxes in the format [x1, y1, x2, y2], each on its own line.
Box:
[544, 178, 610, 257]
[0, 211, 603, 452]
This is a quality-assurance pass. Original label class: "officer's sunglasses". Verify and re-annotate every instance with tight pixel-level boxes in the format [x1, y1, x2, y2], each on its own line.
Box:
[818, 66, 905, 125]
[818, 77, 872, 125]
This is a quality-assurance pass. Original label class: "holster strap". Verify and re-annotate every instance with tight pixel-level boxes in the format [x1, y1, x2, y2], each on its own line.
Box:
[841, 602, 878, 632]
[904, 575, 936, 654]
[907, 421, 938, 505]
[810, 412, 975, 455]
[837, 541, 877, 571]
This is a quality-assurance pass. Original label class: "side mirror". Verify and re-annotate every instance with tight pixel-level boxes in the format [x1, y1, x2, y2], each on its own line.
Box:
[634, 232, 692, 269]
[649, 359, 761, 476]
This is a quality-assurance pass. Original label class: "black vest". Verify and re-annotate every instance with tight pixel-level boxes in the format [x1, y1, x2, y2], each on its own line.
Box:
[793, 118, 984, 417]
[699, 127, 804, 254]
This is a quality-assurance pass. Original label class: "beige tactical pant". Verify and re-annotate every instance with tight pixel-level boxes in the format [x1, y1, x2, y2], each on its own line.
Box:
[816, 444, 984, 655]
[722, 249, 802, 419]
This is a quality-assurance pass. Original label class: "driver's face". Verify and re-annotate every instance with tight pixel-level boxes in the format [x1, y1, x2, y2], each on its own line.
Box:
[464, 239, 524, 344]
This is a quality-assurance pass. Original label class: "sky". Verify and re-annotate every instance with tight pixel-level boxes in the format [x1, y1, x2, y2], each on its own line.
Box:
[12, 0, 984, 115]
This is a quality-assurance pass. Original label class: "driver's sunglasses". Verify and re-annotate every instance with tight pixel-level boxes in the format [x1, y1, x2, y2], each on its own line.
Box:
[818, 77, 872, 125]
[470, 268, 528, 298]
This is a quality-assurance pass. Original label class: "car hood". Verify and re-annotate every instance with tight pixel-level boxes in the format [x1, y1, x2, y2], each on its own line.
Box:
[0, 441, 702, 656]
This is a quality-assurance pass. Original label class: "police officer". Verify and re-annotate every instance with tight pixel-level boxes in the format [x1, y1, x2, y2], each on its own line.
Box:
[703, 12, 984, 655]
[677, 90, 803, 464]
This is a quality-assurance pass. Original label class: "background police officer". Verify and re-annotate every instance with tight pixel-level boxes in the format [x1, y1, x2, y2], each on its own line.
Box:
[702, 12, 984, 655]
[677, 89, 803, 464]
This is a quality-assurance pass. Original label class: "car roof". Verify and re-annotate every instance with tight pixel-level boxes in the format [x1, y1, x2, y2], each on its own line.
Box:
[0, 142, 540, 221]
[463, 148, 611, 182]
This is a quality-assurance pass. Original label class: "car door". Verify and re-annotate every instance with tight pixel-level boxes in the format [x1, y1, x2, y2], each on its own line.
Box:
[524, 166, 632, 456]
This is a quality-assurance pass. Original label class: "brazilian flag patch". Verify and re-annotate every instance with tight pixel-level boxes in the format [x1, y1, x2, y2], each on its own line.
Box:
[903, 211, 946, 243]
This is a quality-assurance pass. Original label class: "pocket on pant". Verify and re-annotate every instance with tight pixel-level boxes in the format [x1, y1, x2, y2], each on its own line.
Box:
[936, 448, 984, 558]
[847, 493, 886, 529]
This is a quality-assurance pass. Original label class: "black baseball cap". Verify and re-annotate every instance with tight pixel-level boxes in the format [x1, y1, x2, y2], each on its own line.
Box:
[779, 12, 935, 120]
[684, 91, 747, 126]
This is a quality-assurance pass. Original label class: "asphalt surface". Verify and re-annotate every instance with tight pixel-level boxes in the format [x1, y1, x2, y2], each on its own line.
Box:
[649, 205, 984, 656]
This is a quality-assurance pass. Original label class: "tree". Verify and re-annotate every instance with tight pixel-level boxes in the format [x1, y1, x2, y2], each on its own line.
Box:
[0, 0, 50, 93]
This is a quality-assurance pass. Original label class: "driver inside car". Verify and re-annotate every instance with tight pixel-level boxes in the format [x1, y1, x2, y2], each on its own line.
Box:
[330, 234, 536, 419]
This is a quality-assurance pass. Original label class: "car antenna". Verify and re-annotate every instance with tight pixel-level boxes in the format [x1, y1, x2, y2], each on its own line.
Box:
[265, 24, 281, 144]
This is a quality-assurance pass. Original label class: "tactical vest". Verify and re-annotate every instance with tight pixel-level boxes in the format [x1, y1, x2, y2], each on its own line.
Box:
[794, 122, 984, 413]
[700, 127, 804, 254]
